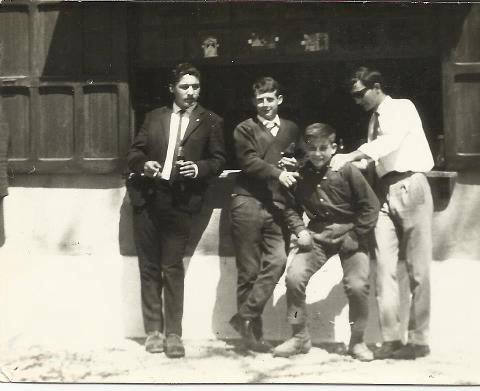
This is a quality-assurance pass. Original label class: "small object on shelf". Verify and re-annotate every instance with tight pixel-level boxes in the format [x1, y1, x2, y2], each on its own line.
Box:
[434, 134, 446, 170]
[248, 33, 279, 49]
[201, 36, 219, 58]
[300, 33, 329, 52]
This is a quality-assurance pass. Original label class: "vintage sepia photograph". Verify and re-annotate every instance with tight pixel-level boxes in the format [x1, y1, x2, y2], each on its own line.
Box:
[0, 0, 479, 385]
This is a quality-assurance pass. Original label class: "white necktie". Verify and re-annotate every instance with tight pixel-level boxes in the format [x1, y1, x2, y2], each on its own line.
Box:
[264, 121, 279, 137]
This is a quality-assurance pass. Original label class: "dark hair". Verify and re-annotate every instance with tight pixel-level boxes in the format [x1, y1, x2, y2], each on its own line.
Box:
[252, 76, 281, 97]
[170, 63, 201, 86]
[304, 123, 336, 145]
[350, 66, 384, 90]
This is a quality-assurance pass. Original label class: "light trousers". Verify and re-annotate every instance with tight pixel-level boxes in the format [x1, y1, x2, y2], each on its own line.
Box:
[375, 173, 433, 345]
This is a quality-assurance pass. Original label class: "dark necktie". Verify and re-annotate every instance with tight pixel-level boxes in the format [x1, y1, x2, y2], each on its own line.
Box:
[371, 112, 380, 141]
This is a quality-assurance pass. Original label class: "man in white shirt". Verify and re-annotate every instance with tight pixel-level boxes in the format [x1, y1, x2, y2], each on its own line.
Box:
[330, 66, 434, 360]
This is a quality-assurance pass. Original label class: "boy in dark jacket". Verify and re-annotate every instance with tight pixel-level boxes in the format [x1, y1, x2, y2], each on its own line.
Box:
[229, 77, 300, 352]
[273, 123, 380, 361]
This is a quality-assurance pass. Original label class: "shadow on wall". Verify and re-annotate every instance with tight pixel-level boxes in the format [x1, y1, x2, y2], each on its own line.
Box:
[118, 175, 373, 343]
[119, 176, 236, 258]
[433, 169, 480, 260]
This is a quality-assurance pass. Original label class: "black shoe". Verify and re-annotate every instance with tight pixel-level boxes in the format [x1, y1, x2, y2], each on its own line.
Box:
[145, 330, 164, 353]
[374, 340, 403, 360]
[229, 314, 272, 353]
[249, 336, 273, 353]
[164, 333, 185, 358]
[391, 343, 430, 360]
[251, 316, 263, 340]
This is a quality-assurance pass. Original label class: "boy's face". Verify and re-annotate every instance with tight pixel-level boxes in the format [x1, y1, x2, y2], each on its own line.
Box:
[305, 138, 337, 170]
[170, 74, 200, 110]
[253, 91, 283, 120]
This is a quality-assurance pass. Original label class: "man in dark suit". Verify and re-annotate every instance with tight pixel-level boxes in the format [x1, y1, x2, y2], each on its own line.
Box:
[126, 63, 226, 358]
[229, 76, 300, 352]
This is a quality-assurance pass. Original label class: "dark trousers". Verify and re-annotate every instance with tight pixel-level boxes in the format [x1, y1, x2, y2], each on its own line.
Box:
[230, 194, 288, 320]
[286, 234, 370, 346]
[132, 185, 192, 336]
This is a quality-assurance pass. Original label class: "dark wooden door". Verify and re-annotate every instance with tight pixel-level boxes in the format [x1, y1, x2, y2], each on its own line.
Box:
[442, 5, 480, 170]
[0, 2, 130, 174]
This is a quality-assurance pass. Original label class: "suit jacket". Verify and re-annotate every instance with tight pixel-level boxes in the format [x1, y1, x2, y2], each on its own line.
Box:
[232, 116, 300, 206]
[126, 104, 226, 213]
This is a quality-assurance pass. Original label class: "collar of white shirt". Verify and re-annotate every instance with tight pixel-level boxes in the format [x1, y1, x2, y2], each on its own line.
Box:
[258, 115, 280, 128]
[173, 102, 197, 115]
[375, 95, 392, 118]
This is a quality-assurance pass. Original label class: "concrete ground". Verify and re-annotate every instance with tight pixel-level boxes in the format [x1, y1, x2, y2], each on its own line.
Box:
[1, 336, 479, 384]
[1, 250, 479, 385]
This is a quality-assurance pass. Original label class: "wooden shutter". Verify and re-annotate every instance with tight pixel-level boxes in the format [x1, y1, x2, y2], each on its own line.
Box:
[0, 2, 130, 174]
[442, 5, 480, 170]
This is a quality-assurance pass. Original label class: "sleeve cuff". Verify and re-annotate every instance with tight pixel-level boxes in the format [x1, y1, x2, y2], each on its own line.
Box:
[358, 143, 379, 162]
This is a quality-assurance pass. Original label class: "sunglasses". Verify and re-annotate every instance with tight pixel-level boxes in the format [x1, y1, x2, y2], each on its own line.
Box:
[351, 88, 369, 99]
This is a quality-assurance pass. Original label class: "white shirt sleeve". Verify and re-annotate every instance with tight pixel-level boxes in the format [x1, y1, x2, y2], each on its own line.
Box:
[358, 99, 418, 161]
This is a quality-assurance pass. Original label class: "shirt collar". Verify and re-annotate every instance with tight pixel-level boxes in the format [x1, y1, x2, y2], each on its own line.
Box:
[173, 102, 197, 115]
[375, 95, 392, 117]
[257, 115, 280, 127]
[302, 160, 331, 177]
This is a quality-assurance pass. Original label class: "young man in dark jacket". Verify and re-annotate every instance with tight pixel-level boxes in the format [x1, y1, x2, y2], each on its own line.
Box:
[229, 76, 300, 352]
[273, 123, 379, 361]
[126, 63, 226, 358]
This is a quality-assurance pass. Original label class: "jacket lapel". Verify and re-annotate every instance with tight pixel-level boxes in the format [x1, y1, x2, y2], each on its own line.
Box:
[159, 107, 172, 150]
[181, 104, 205, 145]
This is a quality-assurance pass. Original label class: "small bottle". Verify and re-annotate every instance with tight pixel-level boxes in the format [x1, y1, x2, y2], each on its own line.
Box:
[176, 146, 185, 164]
[174, 146, 186, 186]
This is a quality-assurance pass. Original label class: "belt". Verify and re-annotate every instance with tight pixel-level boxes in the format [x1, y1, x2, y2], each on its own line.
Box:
[380, 171, 416, 184]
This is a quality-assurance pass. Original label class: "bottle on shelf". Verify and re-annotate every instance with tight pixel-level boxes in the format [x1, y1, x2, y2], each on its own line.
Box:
[434, 134, 446, 170]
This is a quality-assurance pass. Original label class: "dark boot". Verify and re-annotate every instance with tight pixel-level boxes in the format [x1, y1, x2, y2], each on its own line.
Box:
[374, 340, 404, 360]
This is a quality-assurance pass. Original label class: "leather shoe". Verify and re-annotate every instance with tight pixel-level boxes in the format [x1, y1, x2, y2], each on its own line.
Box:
[348, 342, 374, 362]
[374, 340, 403, 360]
[273, 335, 312, 357]
[391, 343, 430, 360]
[229, 314, 272, 353]
[249, 337, 273, 353]
[251, 316, 263, 340]
[145, 330, 164, 353]
[164, 333, 185, 358]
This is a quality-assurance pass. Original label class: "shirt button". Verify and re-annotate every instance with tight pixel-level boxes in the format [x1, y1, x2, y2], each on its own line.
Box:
[317, 184, 321, 188]
[320, 198, 324, 202]
[325, 211, 329, 215]
[323, 177, 327, 180]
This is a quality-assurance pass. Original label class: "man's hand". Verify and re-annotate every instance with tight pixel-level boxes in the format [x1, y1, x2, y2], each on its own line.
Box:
[144, 161, 162, 178]
[278, 156, 298, 171]
[297, 229, 313, 251]
[330, 153, 352, 171]
[279, 170, 299, 188]
[178, 161, 198, 178]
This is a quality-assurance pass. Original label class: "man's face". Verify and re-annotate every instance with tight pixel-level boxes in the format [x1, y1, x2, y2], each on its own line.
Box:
[305, 138, 337, 170]
[253, 91, 283, 120]
[351, 80, 378, 112]
[170, 74, 200, 110]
